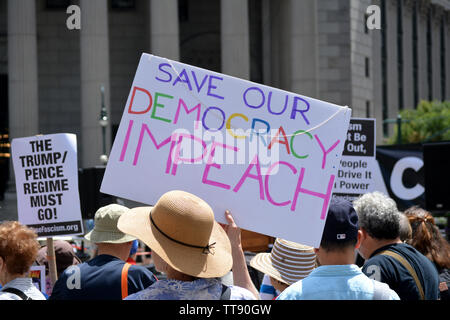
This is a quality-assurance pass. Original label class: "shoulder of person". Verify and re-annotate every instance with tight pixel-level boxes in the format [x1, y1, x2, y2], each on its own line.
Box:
[276, 280, 303, 300]
[371, 279, 400, 300]
[228, 285, 257, 300]
[0, 292, 19, 300]
[128, 264, 156, 277]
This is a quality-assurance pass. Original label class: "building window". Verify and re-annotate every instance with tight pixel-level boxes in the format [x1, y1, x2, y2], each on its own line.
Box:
[46, 0, 70, 10]
[381, 0, 388, 136]
[412, 1, 419, 107]
[365, 57, 370, 78]
[427, 8, 433, 101]
[397, 0, 404, 110]
[441, 16, 446, 100]
[364, 13, 369, 34]
[179, 0, 189, 22]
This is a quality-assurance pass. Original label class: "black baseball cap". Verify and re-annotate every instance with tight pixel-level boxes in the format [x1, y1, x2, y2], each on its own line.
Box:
[321, 198, 359, 243]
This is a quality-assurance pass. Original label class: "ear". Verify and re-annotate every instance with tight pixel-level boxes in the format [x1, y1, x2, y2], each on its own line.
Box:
[355, 230, 363, 249]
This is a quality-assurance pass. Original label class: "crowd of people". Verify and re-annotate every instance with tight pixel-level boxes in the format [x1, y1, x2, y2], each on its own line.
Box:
[0, 190, 448, 301]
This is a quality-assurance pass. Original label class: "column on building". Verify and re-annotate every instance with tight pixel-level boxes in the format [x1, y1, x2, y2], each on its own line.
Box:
[80, 0, 111, 168]
[386, 0, 399, 135]
[289, 0, 319, 98]
[418, 0, 429, 101]
[432, 5, 443, 100]
[7, 0, 39, 140]
[372, 0, 384, 143]
[149, 0, 179, 61]
[403, 0, 414, 109]
[446, 12, 450, 99]
[220, 0, 250, 79]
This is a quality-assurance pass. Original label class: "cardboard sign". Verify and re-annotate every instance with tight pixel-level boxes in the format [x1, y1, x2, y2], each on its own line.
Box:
[11, 133, 84, 237]
[101, 53, 351, 247]
[333, 118, 388, 202]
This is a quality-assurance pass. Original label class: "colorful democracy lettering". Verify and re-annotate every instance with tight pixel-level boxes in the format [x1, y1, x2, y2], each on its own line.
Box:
[102, 54, 351, 246]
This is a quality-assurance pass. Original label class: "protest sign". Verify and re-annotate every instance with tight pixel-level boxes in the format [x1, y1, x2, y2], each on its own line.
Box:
[101, 53, 351, 247]
[377, 143, 424, 210]
[333, 118, 388, 202]
[28, 266, 46, 295]
[11, 133, 84, 237]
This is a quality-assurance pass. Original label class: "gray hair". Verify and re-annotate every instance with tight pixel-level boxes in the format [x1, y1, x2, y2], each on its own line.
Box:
[353, 192, 400, 240]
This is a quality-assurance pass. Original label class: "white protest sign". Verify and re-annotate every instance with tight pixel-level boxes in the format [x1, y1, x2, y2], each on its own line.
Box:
[101, 53, 351, 247]
[11, 133, 84, 237]
[333, 118, 388, 202]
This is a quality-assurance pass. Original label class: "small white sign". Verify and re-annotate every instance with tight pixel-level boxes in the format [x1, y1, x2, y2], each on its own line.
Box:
[11, 133, 84, 237]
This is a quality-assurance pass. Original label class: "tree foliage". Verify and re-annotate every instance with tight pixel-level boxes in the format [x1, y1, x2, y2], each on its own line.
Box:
[388, 100, 450, 144]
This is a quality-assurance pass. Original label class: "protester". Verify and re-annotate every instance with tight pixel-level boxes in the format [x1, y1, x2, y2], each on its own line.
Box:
[118, 190, 257, 300]
[398, 212, 412, 242]
[0, 221, 46, 300]
[404, 206, 450, 300]
[49, 204, 158, 300]
[250, 238, 316, 299]
[35, 240, 82, 296]
[277, 198, 399, 300]
[354, 192, 440, 300]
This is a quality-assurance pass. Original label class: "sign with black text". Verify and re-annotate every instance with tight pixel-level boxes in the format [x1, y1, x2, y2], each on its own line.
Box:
[11, 134, 84, 237]
[333, 118, 388, 202]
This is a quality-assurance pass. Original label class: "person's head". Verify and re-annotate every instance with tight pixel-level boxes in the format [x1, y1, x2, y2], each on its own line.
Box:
[36, 240, 81, 277]
[398, 212, 412, 242]
[353, 192, 401, 259]
[404, 206, 450, 270]
[315, 198, 360, 266]
[0, 221, 40, 285]
[84, 204, 137, 261]
[117, 190, 232, 281]
[250, 238, 316, 292]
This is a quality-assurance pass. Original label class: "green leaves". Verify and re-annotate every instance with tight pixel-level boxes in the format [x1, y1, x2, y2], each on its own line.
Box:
[388, 100, 450, 144]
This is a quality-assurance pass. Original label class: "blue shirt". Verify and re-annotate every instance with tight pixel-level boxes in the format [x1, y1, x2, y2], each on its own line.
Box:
[49, 254, 157, 300]
[277, 264, 400, 300]
[362, 243, 440, 300]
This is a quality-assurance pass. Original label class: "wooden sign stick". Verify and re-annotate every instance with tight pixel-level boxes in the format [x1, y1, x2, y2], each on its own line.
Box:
[47, 237, 58, 286]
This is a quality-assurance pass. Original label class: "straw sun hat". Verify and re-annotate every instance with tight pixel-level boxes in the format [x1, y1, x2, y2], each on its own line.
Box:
[250, 238, 317, 285]
[117, 190, 232, 278]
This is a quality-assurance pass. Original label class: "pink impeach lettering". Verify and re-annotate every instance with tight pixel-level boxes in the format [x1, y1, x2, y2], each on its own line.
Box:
[171, 133, 208, 176]
[133, 123, 172, 166]
[264, 161, 297, 207]
[202, 142, 239, 190]
[119, 120, 134, 162]
[291, 168, 335, 220]
[233, 155, 265, 200]
[314, 134, 340, 169]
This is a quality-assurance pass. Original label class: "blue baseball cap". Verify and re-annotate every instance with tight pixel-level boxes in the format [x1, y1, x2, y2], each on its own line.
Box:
[321, 198, 359, 243]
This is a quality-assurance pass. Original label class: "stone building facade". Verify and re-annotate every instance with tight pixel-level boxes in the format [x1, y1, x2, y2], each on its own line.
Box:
[0, 0, 449, 171]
